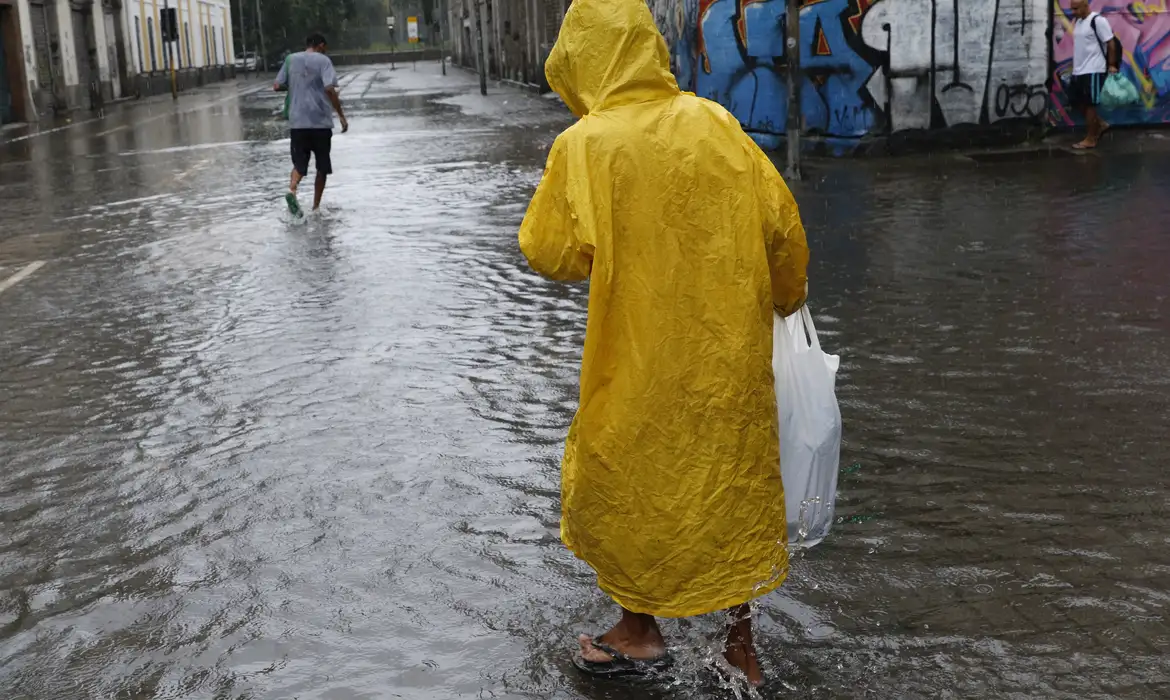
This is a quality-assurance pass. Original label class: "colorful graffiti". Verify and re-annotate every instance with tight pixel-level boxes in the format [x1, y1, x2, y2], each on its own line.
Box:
[668, 0, 1053, 137]
[687, 0, 881, 137]
[653, 0, 1170, 140]
[1050, 0, 1170, 126]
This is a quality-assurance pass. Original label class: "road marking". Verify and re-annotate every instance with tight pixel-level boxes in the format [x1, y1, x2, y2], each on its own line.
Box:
[0, 261, 47, 296]
[3, 82, 273, 145]
[94, 125, 130, 138]
[2, 116, 107, 143]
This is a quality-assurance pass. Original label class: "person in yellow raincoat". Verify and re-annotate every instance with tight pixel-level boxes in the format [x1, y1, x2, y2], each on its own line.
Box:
[518, 0, 809, 686]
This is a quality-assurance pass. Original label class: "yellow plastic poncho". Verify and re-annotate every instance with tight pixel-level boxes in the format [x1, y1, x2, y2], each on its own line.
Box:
[519, 0, 810, 617]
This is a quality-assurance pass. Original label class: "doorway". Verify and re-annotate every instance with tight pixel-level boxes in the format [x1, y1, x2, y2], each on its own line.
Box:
[0, 2, 30, 123]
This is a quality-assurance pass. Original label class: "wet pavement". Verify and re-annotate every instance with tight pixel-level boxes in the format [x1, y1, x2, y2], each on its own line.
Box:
[2, 63, 1170, 700]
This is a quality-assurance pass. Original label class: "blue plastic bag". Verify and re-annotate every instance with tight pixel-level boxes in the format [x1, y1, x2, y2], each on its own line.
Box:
[1101, 73, 1139, 109]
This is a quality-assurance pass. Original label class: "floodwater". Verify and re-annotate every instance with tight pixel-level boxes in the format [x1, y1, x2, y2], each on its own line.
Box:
[2, 64, 1169, 700]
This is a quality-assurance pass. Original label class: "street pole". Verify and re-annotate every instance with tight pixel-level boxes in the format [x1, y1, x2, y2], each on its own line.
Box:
[237, 0, 248, 74]
[474, 0, 487, 95]
[784, 0, 801, 181]
[165, 0, 177, 99]
[253, 0, 266, 72]
[438, 0, 446, 76]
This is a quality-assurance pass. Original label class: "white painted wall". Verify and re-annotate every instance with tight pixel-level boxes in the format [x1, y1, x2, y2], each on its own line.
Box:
[859, 0, 1049, 132]
[15, 0, 39, 117]
[55, 0, 78, 87]
[102, 11, 121, 96]
[92, 5, 110, 83]
[119, 0, 136, 76]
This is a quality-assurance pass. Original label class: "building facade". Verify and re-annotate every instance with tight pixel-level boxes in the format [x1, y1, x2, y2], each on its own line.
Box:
[0, 0, 234, 124]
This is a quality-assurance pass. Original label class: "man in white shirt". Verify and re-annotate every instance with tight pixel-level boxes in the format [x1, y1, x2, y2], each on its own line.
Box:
[1069, 0, 1120, 149]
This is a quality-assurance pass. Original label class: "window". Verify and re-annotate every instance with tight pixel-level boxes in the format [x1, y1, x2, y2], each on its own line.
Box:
[203, 26, 209, 67]
[212, 30, 218, 65]
[147, 18, 157, 71]
[185, 23, 192, 67]
[221, 28, 226, 65]
[135, 16, 144, 73]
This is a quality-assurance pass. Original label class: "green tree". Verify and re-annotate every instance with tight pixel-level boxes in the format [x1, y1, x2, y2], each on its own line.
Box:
[234, 0, 388, 62]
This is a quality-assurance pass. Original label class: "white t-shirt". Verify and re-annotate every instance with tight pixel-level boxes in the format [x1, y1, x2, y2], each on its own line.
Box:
[1073, 12, 1114, 76]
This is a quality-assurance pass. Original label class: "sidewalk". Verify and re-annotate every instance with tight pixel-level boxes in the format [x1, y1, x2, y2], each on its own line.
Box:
[0, 76, 273, 148]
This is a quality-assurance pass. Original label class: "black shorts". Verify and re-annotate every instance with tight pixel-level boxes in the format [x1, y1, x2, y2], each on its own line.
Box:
[1068, 73, 1106, 109]
[290, 128, 333, 177]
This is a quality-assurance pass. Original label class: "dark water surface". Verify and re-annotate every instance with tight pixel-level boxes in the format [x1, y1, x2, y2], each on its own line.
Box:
[2, 65, 1169, 699]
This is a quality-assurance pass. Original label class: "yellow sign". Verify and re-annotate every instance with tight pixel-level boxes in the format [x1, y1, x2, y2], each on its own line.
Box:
[407, 17, 419, 43]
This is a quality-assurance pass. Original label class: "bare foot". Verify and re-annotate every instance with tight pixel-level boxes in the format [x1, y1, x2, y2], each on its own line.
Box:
[1072, 139, 1098, 150]
[724, 606, 764, 686]
[578, 609, 667, 662]
[724, 641, 763, 686]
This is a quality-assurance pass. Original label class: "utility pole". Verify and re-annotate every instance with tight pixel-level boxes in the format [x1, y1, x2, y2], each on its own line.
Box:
[253, 0, 266, 72]
[164, 0, 177, 99]
[474, 0, 487, 95]
[237, 0, 248, 73]
[784, 0, 801, 181]
[438, 0, 445, 75]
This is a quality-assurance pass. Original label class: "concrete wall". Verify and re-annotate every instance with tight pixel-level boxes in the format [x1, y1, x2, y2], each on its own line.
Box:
[660, 0, 1049, 149]
[653, 0, 1170, 149]
[450, 0, 566, 87]
[331, 48, 442, 67]
[13, 0, 39, 120]
[131, 61, 232, 97]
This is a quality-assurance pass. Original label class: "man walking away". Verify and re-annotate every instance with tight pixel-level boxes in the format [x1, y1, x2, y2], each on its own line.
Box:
[274, 33, 349, 216]
[1069, 0, 1119, 149]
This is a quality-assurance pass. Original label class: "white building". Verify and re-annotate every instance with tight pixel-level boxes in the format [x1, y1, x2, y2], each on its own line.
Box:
[0, 0, 235, 124]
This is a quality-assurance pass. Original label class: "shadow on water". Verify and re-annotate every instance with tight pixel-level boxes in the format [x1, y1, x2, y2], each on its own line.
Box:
[1, 63, 1169, 699]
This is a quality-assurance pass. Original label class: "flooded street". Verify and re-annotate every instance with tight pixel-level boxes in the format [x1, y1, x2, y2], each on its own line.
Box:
[2, 64, 1170, 699]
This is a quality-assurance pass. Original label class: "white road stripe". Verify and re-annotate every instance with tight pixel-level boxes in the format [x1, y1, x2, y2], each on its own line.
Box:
[4, 82, 272, 144]
[0, 261, 47, 296]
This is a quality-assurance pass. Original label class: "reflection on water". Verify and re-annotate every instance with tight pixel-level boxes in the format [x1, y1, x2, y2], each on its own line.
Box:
[2, 66, 1170, 699]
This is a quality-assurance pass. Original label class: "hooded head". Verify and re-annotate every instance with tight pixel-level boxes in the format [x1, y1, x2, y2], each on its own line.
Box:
[545, 0, 681, 117]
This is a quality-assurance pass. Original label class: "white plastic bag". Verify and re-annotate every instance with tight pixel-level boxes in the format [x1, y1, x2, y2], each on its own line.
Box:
[773, 306, 842, 548]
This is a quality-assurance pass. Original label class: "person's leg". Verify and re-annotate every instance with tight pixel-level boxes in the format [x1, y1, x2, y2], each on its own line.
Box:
[1071, 76, 1094, 148]
[577, 607, 667, 662]
[290, 130, 310, 192]
[1087, 105, 1102, 139]
[1074, 75, 1107, 148]
[313, 172, 328, 210]
[724, 604, 763, 686]
[287, 130, 309, 216]
[311, 129, 333, 211]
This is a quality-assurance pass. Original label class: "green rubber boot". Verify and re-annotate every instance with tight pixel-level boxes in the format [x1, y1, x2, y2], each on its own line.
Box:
[285, 192, 303, 218]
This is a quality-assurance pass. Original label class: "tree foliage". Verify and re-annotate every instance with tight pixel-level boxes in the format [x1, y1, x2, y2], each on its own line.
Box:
[234, 0, 389, 59]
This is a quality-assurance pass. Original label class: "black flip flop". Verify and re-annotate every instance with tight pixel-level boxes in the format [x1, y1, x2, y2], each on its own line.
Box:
[571, 639, 672, 679]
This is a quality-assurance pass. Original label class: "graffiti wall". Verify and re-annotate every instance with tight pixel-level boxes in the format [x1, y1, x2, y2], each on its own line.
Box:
[658, 0, 1051, 139]
[1050, 1, 1170, 126]
[654, 0, 1063, 142]
[860, 0, 1050, 131]
[685, 0, 882, 138]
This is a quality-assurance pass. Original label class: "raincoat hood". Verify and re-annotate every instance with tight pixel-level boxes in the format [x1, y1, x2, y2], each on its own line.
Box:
[545, 0, 680, 117]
